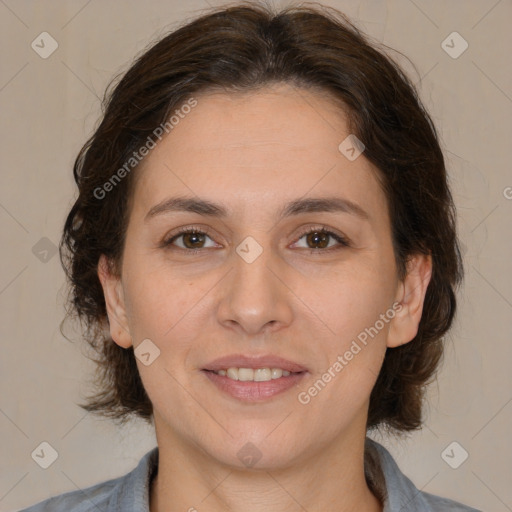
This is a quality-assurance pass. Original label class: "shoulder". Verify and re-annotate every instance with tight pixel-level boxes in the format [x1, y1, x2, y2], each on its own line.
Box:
[420, 490, 483, 511]
[366, 438, 482, 512]
[16, 477, 119, 512]
[17, 447, 159, 512]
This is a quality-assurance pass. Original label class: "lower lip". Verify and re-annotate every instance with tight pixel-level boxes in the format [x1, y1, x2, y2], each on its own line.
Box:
[202, 370, 306, 402]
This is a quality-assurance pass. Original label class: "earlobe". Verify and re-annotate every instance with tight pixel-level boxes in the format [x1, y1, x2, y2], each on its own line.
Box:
[387, 253, 432, 348]
[97, 255, 132, 348]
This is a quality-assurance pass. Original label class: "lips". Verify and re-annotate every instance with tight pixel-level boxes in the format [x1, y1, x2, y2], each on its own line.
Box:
[201, 354, 308, 401]
[202, 354, 308, 374]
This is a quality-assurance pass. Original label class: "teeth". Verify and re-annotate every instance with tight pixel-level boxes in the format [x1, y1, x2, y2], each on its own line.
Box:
[238, 368, 254, 381]
[254, 368, 271, 381]
[271, 368, 282, 379]
[216, 367, 295, 381]
[226, 368, 239, 380]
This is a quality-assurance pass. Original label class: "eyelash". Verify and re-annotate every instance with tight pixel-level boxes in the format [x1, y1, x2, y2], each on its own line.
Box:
[161, 225, 351, 255]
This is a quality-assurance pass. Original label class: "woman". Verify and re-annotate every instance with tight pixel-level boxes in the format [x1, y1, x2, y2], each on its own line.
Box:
[20, 2, 480, 511]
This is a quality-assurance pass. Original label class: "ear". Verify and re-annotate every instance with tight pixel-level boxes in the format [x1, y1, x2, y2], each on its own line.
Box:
[387, 253, 432, 348]
[97, 254, 132, 348]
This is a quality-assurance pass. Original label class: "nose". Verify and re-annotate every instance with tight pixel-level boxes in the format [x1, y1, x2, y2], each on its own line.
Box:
[216, 243, 294, 336]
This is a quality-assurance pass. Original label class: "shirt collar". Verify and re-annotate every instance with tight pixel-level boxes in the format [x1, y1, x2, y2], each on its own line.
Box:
[366, 437, 438, 511]
[109, 445, 158, 511]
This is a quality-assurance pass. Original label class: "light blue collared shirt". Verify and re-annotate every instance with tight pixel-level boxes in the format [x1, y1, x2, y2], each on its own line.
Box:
[18, 438, 481, 511]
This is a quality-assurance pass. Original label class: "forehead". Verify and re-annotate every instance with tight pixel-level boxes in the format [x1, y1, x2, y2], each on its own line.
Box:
[131, 83, 388, 224]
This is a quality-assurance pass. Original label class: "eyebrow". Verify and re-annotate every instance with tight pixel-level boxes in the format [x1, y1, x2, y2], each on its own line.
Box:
[144, 195, 369, 223]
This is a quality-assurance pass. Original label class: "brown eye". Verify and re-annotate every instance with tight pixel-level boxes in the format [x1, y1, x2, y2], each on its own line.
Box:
[292, 227, 350, 253]
[181, 232, 206, 249]
[305, 231, 330, 249]
[296, 228, 350, 253]
[163, 228, 217, 252]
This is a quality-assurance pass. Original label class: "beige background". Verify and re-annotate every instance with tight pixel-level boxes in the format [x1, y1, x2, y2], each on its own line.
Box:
[1, 0, 511, 510]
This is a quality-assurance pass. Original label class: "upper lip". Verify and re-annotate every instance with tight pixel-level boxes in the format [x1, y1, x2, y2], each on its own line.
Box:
[202, 354, 308, 373]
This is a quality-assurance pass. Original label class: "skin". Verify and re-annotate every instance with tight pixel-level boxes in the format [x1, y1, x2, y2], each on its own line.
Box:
[98, 83, 432, 512]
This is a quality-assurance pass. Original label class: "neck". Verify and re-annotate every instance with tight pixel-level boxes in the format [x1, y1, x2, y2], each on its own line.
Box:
[149, 417, 383, 512]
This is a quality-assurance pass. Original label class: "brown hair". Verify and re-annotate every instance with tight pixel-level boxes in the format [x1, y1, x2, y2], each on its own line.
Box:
[60, 1, 463, 433]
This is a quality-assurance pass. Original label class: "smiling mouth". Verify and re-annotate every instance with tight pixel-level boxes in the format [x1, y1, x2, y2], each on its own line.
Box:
[205, 367, 304, 382]
[201, 354, 308, 400]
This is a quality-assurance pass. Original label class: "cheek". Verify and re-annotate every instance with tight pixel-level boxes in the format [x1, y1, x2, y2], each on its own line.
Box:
[301, 263, 394, 398]
[121, 265, 207, 408]
[307, 262, 396, 341]
[122, 258, 192, 340]
[299, 279, 390, 422]
[122, 258, 224, 364]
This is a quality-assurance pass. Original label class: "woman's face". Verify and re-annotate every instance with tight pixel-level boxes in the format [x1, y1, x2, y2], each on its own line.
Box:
[99, 83, 430, 469]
